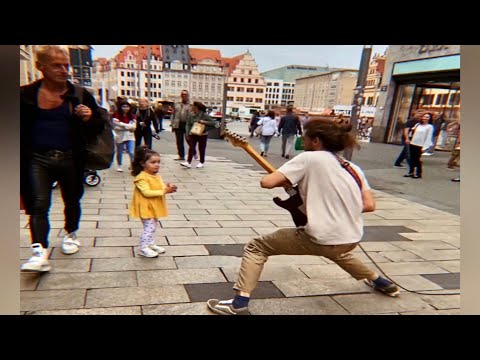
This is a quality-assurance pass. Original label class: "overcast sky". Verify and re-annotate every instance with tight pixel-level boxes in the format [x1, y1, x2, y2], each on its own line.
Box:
[91, 45, 388, 72]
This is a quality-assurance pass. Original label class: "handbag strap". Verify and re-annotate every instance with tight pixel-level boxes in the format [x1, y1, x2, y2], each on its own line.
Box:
[331, 152, 363, 191]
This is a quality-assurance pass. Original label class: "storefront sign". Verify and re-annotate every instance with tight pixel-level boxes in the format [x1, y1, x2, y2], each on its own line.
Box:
[333, 105, 352, 116]
[360, 106, 376, 117]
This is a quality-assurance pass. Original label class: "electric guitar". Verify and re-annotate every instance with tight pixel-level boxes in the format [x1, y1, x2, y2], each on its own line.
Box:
[223, 129, 307, 227]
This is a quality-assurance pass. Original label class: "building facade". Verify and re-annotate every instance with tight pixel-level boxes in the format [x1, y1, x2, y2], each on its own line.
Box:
[189, 48, 227, 108]
[371, 45, 460, 147]
[294, 69, 358, 113]
[261, 65, 334, 109]
[224, 50, 266, 114]
[161, 45, 191, 101]
[363, 52, 386, 107]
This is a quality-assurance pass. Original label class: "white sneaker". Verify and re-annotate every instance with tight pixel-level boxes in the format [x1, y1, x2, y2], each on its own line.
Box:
[138, 247, 159, 258]
[180, 161, 191, 168]
[62, 233, 80, 255]
[422, 152, 433, 156]
[116, 168, 123, 172]
[149, 244, 166, 254]
[196, 163, 204, 168]
[21, 244, 51, 272]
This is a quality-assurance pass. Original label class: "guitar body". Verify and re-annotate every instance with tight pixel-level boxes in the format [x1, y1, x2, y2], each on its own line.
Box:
[223, 130, 307, 227]
[272, 186, 307, 227]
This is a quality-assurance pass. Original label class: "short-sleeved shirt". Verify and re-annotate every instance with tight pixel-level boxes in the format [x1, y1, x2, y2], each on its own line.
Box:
[277, 151, 370, 245]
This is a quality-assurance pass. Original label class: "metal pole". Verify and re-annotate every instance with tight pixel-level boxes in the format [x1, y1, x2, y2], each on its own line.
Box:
[147, 45, 151, 101]
[220, 80, 228, 137]
[344, 45, 372, 161]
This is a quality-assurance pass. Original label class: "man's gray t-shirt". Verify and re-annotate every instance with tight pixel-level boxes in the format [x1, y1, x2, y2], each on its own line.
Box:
[277, 151, 371, 245]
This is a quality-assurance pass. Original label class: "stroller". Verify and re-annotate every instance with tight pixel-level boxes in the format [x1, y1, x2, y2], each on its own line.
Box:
[52, 169, 101, 189]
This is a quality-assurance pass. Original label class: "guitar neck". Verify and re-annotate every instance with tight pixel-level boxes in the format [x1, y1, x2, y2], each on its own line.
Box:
[243, 144, 277, 173]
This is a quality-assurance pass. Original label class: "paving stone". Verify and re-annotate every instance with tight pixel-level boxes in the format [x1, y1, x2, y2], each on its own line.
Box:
[166, 235, 235, 245]
[333, 293, 432, 315]
[86, 285, 189, 308]
[184, 214, 240, 221]
[393, 241, 457, 251]
[421, 273, 460, 290]
[358, 242, 402, 252]
[249, 297, 350, 315]
[50, 247, 133, 259]
[91, 257, 177, 272]
[21, 273, 41, 291]
[205, 244, 246, 256]
[300, 264, 356, 280]
[99, 208, 130, 215]
[231, 235, 255, 244]
[399, 309, 460, 315]
[169, 209, 209, 215]
[405, 225, 460, 233]
[378, 262, 448, 276]
[28, 306, 142, 315]
[419, 294, 461, 310]
[398, 232, 459, 241]
[407, 249, 460, 261]
[222, 264, 308, 282]
[253, 228, 282, 235]
[97, 221, 144, 228]
[379, 251, 424, 262]
[238, 214, 292, 221]
[21, 290, 86, 312]
[184, 282, 285, 302]
[415, 220, 460, 226]
[273, 278, 368, 297]
[80, 215, 129, 221]
[137, 268, 226, 286]
[154, 245, 209, 257]
[206, 209, 259, 215]
[67, 228, 131, 237]
[363, 220, 423, 227]
[37, 271, 137, 290]
[142, 303, 215, 315]
[94, 237, 167, 247]
[432, 260, 460, 273]
[48, 259, 92, 273]
[194, 228, 258, 236]
[160, 221, 221, 228]
[175, 255, 242, 269]
[362, 226, 416, 242]
[268, 255, 328, 265]
[388, 275, 443, 291]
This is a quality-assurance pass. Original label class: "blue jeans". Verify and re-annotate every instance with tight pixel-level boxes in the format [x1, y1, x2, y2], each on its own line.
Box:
[116, 141, 135, 166]
[260, 135, 273, 153]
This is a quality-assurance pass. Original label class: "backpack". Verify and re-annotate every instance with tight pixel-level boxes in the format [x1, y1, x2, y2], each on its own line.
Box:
[74, 87, 115, 170]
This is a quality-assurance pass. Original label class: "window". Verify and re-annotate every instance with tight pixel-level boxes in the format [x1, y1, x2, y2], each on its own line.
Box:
[255, 79, 259, 84]
[236, 97, 244, 102]
[121, 81, 125, 86]
[145, 91, 148, 97]
[218, 84, 222, 92]
[121, 90, 125, 95]
[227, 96, 234, 101]
[421, 94, 434, 106]
[249, 70, 252, 75]
[127, 90, 130, 96]
[227, 86, 234, 91]
[246, 97, 253, 103]
[256, 89, 263, 93]
[246, 88, 254, 93]
[255, 98, 262, 103]
[211, 84, 215, 91]
[234, 77, 237, 82]
[236, 87, 244, 92]
[193, 82, 196, 89]
[121, 71, 125, 77]
[199, 84, 202, 90]
[435, 93, 448, 106]
[248, 79, 251, 83]
[177, 81, 181, 87]
[241, 78, 244, 83]
[184, 82, 188, 88]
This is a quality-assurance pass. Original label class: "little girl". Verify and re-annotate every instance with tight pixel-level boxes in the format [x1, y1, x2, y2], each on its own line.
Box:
[130, 146, 177, 257]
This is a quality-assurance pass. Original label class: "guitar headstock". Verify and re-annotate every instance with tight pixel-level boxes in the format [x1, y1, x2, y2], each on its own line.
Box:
[223, 129, 248, 149]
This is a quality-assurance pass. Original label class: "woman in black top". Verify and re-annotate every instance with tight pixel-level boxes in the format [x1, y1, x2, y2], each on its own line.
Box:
[134, 98, 159, 149]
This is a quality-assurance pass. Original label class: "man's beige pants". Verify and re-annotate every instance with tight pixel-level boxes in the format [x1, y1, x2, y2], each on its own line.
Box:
[234, 228, 376, 294]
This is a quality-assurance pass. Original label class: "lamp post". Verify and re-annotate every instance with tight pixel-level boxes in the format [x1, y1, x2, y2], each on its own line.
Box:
[343, 45, 372, 161]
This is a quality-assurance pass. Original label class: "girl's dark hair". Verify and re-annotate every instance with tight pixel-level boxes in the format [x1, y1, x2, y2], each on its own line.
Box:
[267, 110, 275, 118]
[304, 119, 359, 152]
[131, 145, 160, 176]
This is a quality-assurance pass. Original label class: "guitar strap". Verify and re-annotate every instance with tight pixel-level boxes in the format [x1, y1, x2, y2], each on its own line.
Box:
[331, 152, 363, 192]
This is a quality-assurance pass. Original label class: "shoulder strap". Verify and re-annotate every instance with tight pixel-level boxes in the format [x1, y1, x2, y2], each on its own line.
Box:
[331, 153, 363, 191]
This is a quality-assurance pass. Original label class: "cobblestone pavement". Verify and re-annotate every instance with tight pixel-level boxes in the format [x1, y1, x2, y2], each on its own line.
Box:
[20, 129, 460, 315]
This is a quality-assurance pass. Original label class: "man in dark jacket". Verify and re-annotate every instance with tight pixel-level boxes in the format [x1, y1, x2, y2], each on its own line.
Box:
[249, 111, 260, 138]
[20, 45, 103, 272]
[278, 106, 302, 159]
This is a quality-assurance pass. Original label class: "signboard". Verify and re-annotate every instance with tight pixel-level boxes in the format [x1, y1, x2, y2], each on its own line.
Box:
[360, 106, 376, 117]
[333, 105, 352, 116]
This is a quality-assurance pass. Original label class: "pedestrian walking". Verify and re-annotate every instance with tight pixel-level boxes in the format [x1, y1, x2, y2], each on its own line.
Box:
[257, 110, 278, 157]
[134, 98, 160, 149]
[404, 112, 434, 179]
[278, 105, 302, 159]
[112, 101, 136, 172]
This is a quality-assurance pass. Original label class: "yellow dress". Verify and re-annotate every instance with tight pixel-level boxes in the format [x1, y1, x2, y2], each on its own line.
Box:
[129, 171, 168, 219]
